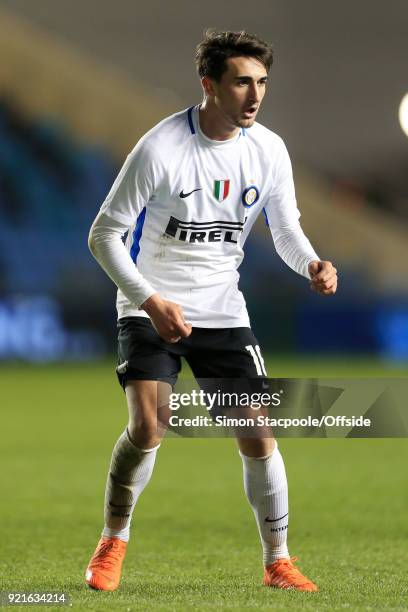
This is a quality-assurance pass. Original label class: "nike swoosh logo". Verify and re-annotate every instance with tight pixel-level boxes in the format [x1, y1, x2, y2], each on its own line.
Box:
[179, 188, 202, 198]
[265, 513, 288, 522]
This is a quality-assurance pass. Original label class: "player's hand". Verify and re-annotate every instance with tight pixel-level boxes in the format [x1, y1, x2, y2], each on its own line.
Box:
[140, 293, 192, 343]
[308, 260, 338, 295]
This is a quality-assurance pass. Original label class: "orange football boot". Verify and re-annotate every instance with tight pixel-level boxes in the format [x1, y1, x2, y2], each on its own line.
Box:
[263, 557, 318, 592]
[85, 536, 127, 591]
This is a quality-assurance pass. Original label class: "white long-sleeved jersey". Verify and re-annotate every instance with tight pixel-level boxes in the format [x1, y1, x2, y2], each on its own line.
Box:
[89, 105, 318, 327]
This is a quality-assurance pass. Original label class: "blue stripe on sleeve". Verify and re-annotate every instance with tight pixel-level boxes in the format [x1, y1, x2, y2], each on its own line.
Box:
[130, 207, 147, 263]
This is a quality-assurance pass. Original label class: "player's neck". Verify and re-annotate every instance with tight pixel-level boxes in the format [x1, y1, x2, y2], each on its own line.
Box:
[198, 101, 240, 141]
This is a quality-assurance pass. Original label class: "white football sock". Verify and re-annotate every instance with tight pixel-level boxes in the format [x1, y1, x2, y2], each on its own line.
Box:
[240, 443, 290, 566]
[102, 428, 159, 542]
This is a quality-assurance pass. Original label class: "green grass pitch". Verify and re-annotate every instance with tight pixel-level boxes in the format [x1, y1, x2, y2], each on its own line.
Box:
[1, 357, 407, 611]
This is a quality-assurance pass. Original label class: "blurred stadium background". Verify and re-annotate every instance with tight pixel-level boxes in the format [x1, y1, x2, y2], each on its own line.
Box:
[0, 0, 407, 365]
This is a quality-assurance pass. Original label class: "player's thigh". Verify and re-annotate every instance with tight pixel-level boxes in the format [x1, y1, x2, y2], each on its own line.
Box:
[125, 379, 172, 441]
[116, 316, 181, 435]
[187, 328, 273, 445]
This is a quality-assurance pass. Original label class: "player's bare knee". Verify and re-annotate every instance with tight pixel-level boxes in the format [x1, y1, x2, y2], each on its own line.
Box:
[237, 437, 275, 458]
[127, 419, 160, 448]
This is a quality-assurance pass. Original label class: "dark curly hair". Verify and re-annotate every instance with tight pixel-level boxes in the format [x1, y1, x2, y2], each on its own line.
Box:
[195, 29, 274, 82]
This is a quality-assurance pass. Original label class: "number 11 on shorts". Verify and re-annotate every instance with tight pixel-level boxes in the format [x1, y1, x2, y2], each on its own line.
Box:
[245, 345, 267, 376]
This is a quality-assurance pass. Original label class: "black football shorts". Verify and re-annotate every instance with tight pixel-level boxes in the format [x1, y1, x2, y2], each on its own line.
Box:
[116, 317, 268, 390]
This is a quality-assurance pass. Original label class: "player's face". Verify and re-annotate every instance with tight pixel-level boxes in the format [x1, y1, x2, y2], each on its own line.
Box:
[210, 56, 268, 128]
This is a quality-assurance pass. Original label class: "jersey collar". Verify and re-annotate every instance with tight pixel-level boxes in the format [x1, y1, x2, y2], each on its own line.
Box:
[187, 105, 244, 147]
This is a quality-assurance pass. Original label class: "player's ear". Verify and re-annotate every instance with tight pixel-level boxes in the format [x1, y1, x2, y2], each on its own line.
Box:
[201, 76, 216, 98]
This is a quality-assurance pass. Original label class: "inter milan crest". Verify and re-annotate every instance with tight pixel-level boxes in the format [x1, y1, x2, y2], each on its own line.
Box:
[242, 185, 260, 208]
[213, 179, 230, 202]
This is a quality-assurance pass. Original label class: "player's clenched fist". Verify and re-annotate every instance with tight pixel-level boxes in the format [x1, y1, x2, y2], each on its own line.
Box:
[140, 293, 192, 342]
[308, 260, 338, 296]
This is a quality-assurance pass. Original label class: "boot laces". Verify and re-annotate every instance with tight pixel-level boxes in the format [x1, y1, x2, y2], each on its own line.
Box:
[273, 557, 311, 587]
[92, 540, 124, 571]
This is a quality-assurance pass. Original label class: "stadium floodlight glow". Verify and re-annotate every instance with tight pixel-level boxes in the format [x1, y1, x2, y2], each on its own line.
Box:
[398, 93, 408, 138]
